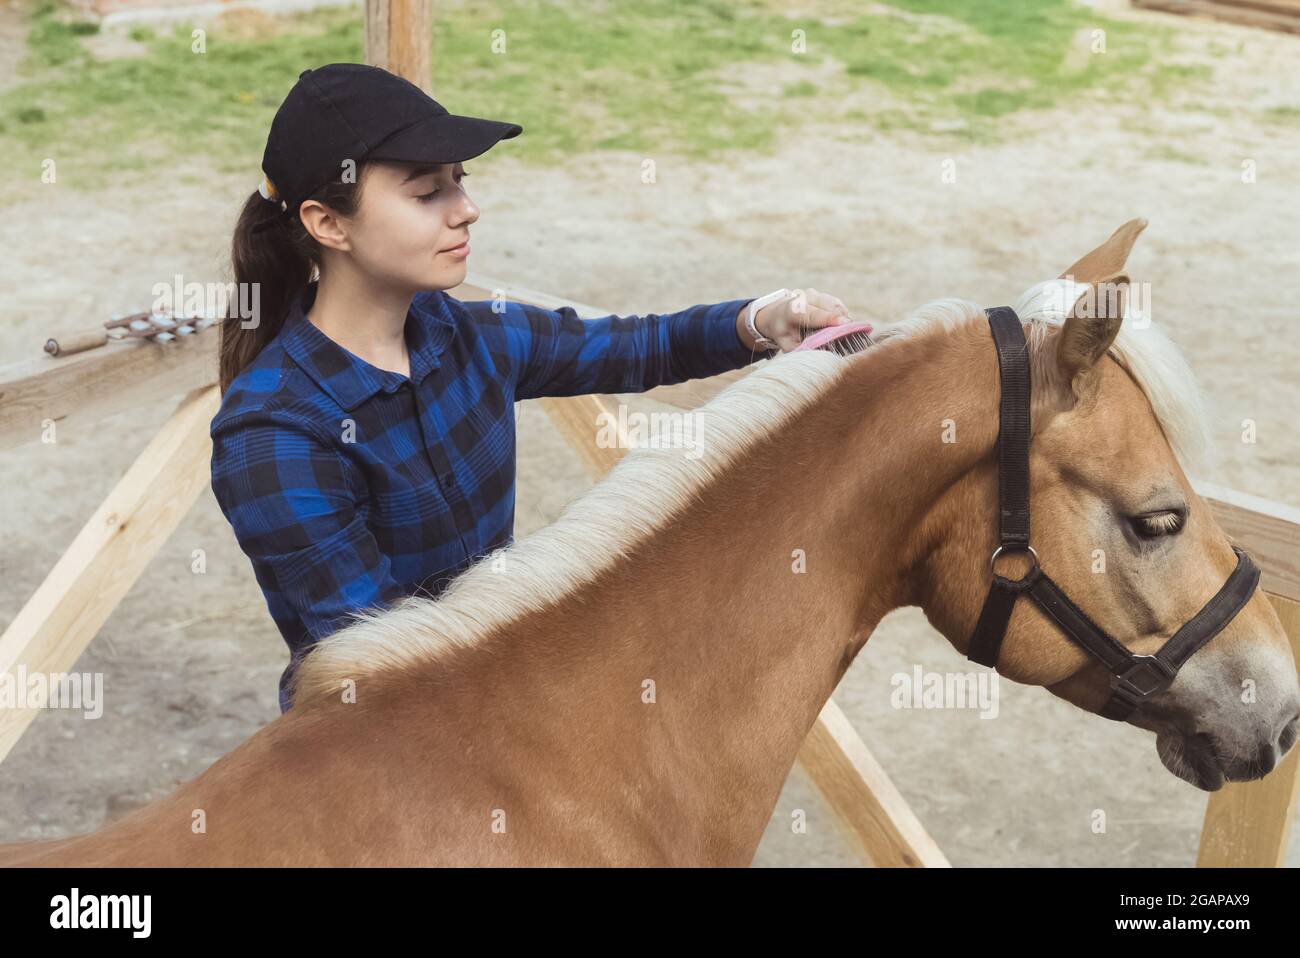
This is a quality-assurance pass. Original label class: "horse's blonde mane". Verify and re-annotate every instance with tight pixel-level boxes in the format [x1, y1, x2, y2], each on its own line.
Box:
[1028, 279, 1211, 473]
[871, 278, 1211, 473]
[289, 346, 850, 704]
[290, 281, 1212, 705]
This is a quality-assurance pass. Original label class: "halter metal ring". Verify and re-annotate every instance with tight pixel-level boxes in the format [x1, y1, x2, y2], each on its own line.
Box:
[990, 544, 1039, 577]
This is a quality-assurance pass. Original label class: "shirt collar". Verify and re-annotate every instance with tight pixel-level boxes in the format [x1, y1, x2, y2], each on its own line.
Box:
[279, 281, 457, 411]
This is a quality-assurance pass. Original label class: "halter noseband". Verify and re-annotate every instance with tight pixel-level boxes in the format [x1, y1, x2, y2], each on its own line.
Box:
[966, 307, 1261, 721]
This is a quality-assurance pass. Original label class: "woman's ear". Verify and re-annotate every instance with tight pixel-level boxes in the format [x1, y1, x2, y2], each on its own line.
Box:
[1057, 272, 1129, 402]
[300, 200, 352, 253]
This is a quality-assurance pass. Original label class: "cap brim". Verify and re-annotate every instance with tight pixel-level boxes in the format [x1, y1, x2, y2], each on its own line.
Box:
[366, 112, 523, 165]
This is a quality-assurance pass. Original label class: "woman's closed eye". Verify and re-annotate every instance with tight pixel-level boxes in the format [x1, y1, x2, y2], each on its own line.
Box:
[417, 171, 470, 202]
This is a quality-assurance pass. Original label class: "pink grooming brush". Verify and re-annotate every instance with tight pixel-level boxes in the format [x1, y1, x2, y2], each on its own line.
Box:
[794, 321, 875, 355]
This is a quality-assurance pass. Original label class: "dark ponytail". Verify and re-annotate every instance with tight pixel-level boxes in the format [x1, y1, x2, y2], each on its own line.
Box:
[218, 166, 369, 394]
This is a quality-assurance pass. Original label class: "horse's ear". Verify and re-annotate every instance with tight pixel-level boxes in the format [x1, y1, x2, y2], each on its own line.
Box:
[1059, 218, 1147, 284]
[1057, 272, 1129, 398]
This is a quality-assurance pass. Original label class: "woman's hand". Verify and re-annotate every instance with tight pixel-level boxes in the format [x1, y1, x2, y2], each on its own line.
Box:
[751, 288, 855, 353]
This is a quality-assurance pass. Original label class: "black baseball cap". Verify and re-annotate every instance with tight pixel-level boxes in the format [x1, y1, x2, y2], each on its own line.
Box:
[260, 62, 523, 219]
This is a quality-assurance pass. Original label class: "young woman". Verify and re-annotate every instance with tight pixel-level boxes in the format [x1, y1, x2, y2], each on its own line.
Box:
[211, 63, 858, 713]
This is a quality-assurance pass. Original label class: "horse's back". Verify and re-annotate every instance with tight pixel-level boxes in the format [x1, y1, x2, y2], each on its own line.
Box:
[0, 837, 87, 867]
[0, 699, 424, 867]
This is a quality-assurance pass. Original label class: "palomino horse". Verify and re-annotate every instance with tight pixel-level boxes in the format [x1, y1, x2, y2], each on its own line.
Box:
[2, 220, 1296, 866]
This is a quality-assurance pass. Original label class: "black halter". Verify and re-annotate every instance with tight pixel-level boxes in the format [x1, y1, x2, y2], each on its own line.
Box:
[966, 307, 1261, 721]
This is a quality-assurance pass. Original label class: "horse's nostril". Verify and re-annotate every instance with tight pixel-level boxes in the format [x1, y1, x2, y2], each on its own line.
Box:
[1277, 713, 1300, 753]
[1239, 748, 1278, 779]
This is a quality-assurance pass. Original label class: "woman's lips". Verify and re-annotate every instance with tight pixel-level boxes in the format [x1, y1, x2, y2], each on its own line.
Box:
[441, 241, 470, 258]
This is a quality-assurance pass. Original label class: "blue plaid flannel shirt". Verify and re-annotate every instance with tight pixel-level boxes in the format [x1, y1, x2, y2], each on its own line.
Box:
[210, 280, 765, 712]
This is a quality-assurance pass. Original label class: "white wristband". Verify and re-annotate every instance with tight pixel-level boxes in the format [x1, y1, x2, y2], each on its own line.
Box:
[745, 288, 790, 351]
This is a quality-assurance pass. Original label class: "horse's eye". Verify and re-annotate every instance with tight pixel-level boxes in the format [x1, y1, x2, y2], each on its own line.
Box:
[1128, 509, 1186, 539]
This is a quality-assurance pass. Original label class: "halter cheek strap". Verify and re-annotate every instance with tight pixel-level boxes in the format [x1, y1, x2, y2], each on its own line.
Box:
[966, 307, 1261, 722]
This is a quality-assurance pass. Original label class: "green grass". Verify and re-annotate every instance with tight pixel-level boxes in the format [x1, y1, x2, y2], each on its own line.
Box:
[1144, 144, 1208, 165]
[836, 0, 1193, 134]
[1264, 104, 1300, 124]
[0, 0, 1227, 203]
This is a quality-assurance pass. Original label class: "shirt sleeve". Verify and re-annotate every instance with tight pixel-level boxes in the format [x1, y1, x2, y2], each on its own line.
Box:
[210, 411, 407, 644]
[457, 296, 766, 400]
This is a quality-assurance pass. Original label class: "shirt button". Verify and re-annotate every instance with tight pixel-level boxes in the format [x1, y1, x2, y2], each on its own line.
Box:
[440, 473, 456, 490]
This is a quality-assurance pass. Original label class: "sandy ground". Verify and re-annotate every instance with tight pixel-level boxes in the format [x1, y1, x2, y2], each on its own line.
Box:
[1, 4, 1297, 866]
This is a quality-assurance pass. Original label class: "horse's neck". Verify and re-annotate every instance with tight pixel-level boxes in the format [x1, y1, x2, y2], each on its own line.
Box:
[421, 321, 998, 861]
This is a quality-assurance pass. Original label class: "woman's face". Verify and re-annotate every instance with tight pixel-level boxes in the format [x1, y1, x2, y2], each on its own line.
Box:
[337, 159, 479, 292]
